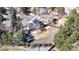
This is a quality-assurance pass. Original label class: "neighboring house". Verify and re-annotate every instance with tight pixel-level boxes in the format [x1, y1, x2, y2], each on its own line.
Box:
[22, 17, 45, 32]
[23, 18, 45, 31]
[19, 13, 45, 31]
[17, 14, 34, 30]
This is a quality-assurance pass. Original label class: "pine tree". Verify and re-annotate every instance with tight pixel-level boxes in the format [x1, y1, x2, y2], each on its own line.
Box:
[1, 32, 13, 45]
[8, 7, 17, 30]
[54, 9, 79, 51]
[73, 16, 79, 31]
[20, 7, 31, 15]
[0, 7, 6, 14]
[13, 29, 23, 45]
[0, 13, 4, 24]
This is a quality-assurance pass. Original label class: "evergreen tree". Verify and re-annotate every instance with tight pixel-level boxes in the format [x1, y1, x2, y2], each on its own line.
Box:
[1, 32, 13, 45]
[13, 29, 23, 45]
[73, 16, 79, 31]
[0, 7, 6, 14]
[70, 8, 77, 15]
[54, 9, 79, 51]
[0, 13, 4, 24]
[20, 7, 31, 15]
[8, 7, 17, 30]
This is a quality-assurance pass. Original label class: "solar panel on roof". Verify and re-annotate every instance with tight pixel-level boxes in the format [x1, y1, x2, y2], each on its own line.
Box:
[33, 19, 45, 29]
[33, 19, 39, 24]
